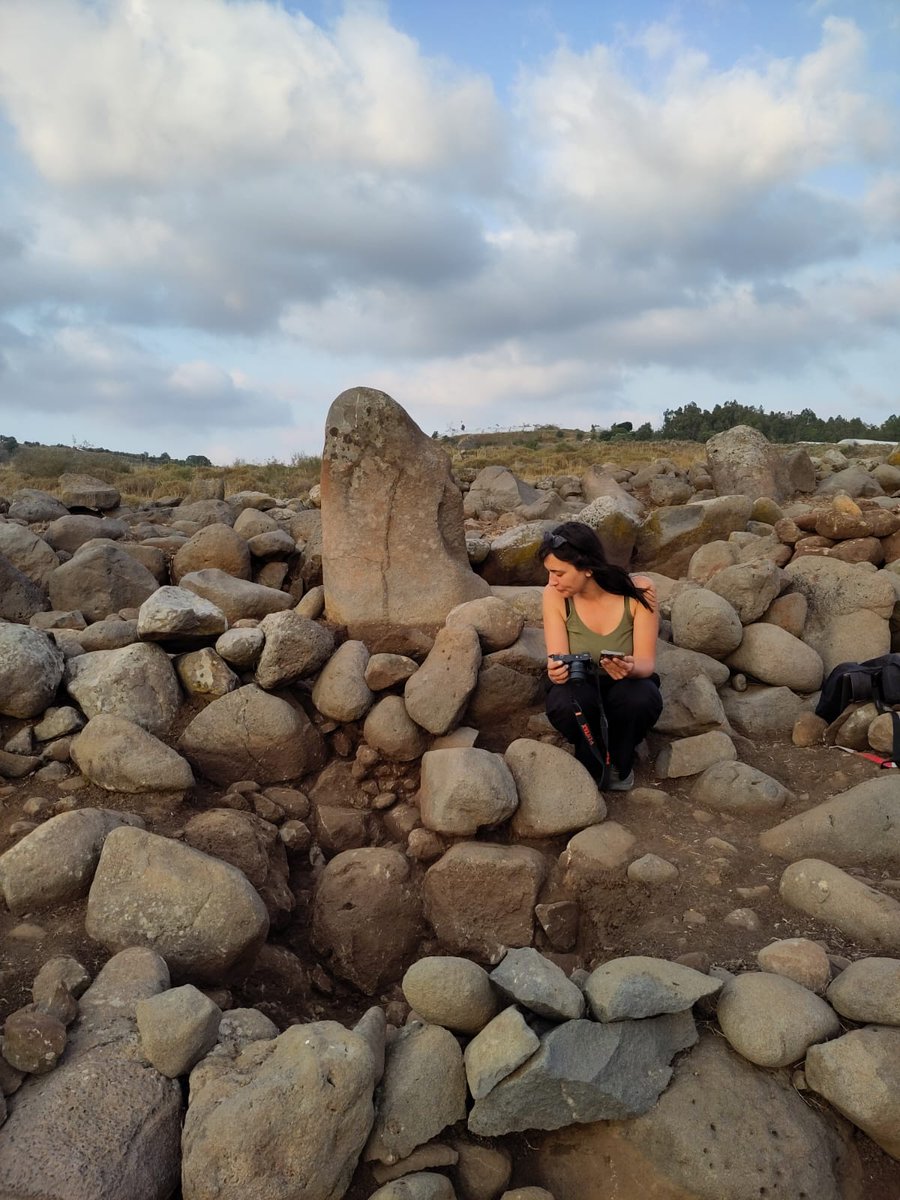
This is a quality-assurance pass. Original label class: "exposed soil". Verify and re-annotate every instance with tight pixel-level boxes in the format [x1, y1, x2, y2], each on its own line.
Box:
[1, 699, 899, 1198]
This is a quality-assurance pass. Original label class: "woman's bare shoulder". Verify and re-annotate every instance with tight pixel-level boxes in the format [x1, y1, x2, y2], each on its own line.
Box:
[542, 584, 566, 612]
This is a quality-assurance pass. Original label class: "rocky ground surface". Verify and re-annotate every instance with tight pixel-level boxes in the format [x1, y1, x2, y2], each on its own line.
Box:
[1, 391, 899, 1200]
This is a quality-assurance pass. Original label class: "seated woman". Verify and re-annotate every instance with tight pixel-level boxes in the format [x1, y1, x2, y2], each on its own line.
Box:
[540, 521, 662, 791]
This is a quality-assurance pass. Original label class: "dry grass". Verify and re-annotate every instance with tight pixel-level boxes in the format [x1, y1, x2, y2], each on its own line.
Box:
[0, 449, 323, 507]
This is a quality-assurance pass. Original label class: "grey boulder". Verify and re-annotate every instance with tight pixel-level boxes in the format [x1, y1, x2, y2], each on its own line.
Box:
[86, 826, 269, 982]
[0, 621, 64, 718]
[71, 714, 194, 793]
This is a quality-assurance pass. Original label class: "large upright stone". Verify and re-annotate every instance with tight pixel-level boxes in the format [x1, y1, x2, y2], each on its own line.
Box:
[321, 388, 489, 641]
[404, 625, 482, 735]
[705, 426, 787, 501]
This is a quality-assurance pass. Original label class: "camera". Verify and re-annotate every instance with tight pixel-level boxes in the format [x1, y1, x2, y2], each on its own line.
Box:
[549, 652, 596, 683]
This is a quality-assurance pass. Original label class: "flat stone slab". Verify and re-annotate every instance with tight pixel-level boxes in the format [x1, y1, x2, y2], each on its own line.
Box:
[467, 1011, 697, 1136]
[489, 948, 584, 1022]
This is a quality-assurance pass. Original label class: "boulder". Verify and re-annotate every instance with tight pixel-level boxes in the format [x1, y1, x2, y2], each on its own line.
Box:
[179, 684, 324, 786]
[418, 748, 518, 836]
[574, 496, 641, 569]
[464, 1006, 541, 1101]
[561, 823, 637, 887]
[182, 808, 293, 926]
[364, 695, 429, 761]
[172, 523, 251, 582]
[467, 1012, 697, 1136]
[8, 486, 68, 522]
[370, 1176, 456, 1200]
[480, 522, 557, 587]
[654, 645, 730, 736]
[806, 1027, 900, 1159]
[182, 1021, 377, 1200]
[404, 625, 482, 735]
[759, 776, 900, 870]
[826, 957, 900, 1025]
[705, 559, 784, 624]
[44, 514, 127, 553]
[721, 684, 813, 738]
[49, 542, 158, 621]
[402, 957, 499, 1034]
[692, 760, 792, 817]
[365, 652, 419, 690]
[780, 859, 900, 952]
[311, 639, 374, 721]
[179, 568, 292, 623]
[0, 552, 50, 622]
[176, 647, 240, 701]
[255, 610, 334, 689]
[0, 521, 59, 587]
[215, 626, 265, 670]
[464, 466, 540, 517]
[312, 848, 424, 993]
[756, 938, 832, 994]
[655, 731, 736, 779]
[57, 472, 121, 510]
[670, 588, 743, 657]
[782, 556, 895, 672]
[365, 1021, 467, 1164]
[0, 807, 143, 914]
[634, 496, 753, 578]
[505, 739, 606, 838]
[716, 971, 840, 1067]
[489, 948, 584, 1022]
[65, 642, 181, 736]
[136, 984, 221, 1078]
[725, 624, 823, 691]
[705, 426, 787, 501]
[321, 387, 490, 638]
[527, 1033, 861, 1200]
[0, 622, 64, 718]
[137, 586, 228, 645]
[71, 714, 194, 793]
[0, 948, 182, 1200]
[465, 662, 542, 725]
[583, 956, 722, 1021]
[445, 596, 525, 652]
[86, 826, 269, 982]
[424, 844, 548, 961]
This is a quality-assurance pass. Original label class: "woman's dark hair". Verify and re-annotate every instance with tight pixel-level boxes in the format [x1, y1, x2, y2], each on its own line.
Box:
[538, 521, 654, 609]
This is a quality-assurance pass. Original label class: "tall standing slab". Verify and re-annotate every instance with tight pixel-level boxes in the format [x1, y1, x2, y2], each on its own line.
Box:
[321, 387, 490, 645]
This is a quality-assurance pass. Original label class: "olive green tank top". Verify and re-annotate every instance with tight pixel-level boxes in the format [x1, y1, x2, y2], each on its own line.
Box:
[565, 595, 634, 662]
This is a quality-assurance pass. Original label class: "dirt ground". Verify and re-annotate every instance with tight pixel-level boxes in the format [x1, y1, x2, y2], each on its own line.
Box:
[1, 700, 899, 1198]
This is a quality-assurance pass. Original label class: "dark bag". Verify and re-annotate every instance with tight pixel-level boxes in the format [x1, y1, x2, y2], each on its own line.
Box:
[816, 653, 900, 765]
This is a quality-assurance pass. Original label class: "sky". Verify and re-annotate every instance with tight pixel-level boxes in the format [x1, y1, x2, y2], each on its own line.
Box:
[0, 0, 898, 464]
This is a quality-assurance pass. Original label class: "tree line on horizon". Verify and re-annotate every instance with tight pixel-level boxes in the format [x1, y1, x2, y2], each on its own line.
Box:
[641, 399, 900, 444]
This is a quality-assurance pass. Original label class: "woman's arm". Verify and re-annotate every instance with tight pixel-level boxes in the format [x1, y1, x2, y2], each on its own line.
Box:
[629, 575, 659, 678]
[542, 584, 571, 684]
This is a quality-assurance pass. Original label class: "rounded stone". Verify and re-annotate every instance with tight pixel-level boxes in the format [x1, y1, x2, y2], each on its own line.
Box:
[757, 938, 832, 995]
[402, 956, 499, 1034]
[716, 971, 840, 1068]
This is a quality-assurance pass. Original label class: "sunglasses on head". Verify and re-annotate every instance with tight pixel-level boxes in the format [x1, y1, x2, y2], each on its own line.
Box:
[548, 533, 567, 549]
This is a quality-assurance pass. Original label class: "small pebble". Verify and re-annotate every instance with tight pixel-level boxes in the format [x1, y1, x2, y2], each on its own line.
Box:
[627, 853, 679, 885]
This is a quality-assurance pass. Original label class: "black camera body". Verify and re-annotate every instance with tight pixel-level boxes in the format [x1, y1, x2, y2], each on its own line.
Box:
[550, 652, 595, 683]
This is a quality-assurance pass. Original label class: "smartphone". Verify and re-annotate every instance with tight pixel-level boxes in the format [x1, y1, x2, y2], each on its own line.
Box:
[599, 650, 626, 659]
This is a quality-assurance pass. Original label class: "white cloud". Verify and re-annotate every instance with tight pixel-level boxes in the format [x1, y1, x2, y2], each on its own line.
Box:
[0, 0, 503, 185]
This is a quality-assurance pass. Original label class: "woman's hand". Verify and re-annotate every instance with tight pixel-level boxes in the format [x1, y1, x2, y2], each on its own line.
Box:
[547, 656, 569, 684]
[601, 654, 634, 681]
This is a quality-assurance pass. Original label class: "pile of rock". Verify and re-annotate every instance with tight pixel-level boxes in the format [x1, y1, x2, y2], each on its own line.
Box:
[2, 395, 900, 1198]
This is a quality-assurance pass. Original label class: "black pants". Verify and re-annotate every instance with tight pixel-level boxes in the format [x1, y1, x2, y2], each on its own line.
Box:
[545, 672, 662, 779]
